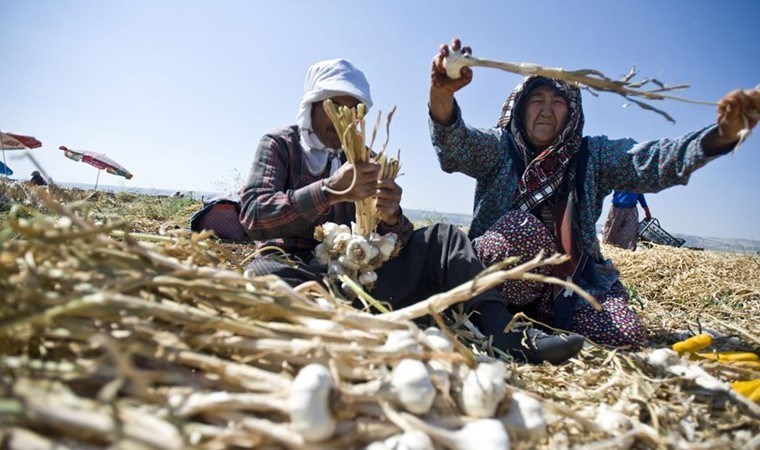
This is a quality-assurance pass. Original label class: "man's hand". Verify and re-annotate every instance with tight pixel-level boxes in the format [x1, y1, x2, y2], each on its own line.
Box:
[325, 162, 381, 204]
[644, 207, 652, 220]
[376, 179, 402, 226]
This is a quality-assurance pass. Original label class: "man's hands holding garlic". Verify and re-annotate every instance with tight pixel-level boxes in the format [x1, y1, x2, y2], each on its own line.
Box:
[325, 161, 402, 226]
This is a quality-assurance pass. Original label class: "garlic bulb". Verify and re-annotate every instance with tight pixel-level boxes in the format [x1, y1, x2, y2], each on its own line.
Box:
[442, 46, 470, 80]
[288, 364, 336, 442]
[424, 327, 453, 353]
[501, 391, 546, 440]
[382, 330, 422, 354]
[391, 359, 436, 415]
[338, 255, 361, 271]
[364, 430, 434, 450]
[427, 360, 451, 396]
[594, 403, 632, 433]
[373, 233, 398, 259]
[358, 270, 378, 287]
[458, 362, 507, 417]
[333, 231, 352, 253]
[346, 236, 373, 265]
[327, 260, 346, 276]
[399, 414, 511, 450]
[314, 243, 331, 265]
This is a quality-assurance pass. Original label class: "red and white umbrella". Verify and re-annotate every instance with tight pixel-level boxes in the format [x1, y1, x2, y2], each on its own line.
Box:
[0, 131, 42, 178]
[59, 146, 133, 190]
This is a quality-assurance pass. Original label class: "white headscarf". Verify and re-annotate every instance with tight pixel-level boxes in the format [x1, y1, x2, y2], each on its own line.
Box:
[296, 59, 373, 175]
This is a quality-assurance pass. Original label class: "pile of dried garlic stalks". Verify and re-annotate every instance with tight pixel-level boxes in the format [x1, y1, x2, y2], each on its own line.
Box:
[0, 188, 758, 449]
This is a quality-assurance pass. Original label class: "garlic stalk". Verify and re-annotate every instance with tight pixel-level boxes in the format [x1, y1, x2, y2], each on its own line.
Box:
[288, 364, 336, 442]
[322, 100, 401, 237]
[442, 45, 717, 124]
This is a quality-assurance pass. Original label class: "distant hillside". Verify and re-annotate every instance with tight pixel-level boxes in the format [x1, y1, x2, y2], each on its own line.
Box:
[407, 208, 760, 253]
[404, 208, 473, 228]
[674, 234, 760, 254]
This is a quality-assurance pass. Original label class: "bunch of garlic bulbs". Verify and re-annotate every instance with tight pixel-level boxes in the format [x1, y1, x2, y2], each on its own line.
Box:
[322, 99, 401, 237]
[316, 100, 401, 290]
[314, 221, 399, 289]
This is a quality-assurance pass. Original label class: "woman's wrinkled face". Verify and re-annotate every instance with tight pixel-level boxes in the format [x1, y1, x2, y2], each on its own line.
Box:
[521, 85, 569, 150]
[311, 95, 361, 149]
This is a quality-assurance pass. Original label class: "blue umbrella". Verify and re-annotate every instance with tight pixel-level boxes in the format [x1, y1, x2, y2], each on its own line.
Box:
[0, 160, 12, 176]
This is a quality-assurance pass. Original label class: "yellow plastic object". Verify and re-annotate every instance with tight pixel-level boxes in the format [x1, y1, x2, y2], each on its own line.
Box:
[730, 379, 760, 403]
[672, 334, 712, 355]
[695, 351, 759, 362]
[730, 360, 760, 370]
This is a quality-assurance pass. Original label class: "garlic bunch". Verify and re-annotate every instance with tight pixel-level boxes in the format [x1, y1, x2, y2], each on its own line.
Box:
[314, 222, 399, 289]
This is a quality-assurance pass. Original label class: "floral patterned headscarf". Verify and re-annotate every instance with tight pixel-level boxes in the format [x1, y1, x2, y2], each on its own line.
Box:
[497, 76, 585, 212]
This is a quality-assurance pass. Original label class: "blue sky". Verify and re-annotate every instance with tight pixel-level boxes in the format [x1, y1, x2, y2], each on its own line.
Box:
[1, 1, 759, 240]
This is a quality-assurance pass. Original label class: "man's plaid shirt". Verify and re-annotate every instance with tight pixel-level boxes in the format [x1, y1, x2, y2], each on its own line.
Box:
[239, 126, 413, 257]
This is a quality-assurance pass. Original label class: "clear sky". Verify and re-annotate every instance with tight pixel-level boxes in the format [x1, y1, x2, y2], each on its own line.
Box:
[1, 1, 759, 240]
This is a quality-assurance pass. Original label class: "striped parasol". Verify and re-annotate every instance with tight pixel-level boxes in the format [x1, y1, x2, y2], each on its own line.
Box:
[59, 146, 133, 190]
[1, 131, 42, 179]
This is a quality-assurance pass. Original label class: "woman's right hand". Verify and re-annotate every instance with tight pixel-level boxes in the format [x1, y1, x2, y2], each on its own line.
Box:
[430, 38, 473, 93]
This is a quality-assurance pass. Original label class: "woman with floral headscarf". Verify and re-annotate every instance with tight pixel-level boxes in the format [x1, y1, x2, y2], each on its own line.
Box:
[428, 39, 760, 349]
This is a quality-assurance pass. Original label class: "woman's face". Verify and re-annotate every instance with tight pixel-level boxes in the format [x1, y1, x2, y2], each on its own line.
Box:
[521, 85, 569, 150]
[311, 95, 361, 149]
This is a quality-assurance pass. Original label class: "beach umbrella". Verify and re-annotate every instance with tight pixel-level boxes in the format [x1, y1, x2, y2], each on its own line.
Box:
[59, 145, 133, 190]
[0, 160, 12, 176]
[0, 131, 42, 179]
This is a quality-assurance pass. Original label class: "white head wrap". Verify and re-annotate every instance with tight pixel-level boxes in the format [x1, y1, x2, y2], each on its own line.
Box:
[296, 59, 373, 175]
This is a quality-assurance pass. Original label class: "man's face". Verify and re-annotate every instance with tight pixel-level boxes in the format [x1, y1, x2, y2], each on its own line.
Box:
[521, 85, 569, 150]
[311, 95, 361, 149]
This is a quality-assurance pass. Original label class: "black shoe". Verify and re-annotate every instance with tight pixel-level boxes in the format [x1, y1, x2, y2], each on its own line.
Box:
[492, 327, 585, 364]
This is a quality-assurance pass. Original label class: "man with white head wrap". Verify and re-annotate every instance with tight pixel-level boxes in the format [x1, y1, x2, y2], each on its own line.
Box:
[296, 58, 373, 177]
[239, 58, 584, 364]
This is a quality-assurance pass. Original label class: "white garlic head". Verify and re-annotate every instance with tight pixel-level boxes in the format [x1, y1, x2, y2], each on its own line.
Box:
[288, 364, 336, 442]
[458, 362, 508, 418]
[391, 359, 436, 415]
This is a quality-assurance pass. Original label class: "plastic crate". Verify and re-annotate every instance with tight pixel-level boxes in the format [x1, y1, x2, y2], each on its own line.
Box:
[637, 218, 685, 248]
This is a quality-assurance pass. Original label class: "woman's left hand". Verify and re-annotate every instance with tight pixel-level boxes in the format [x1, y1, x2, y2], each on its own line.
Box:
[716, 85, 760, 141]
[376, 179, 402, 226]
